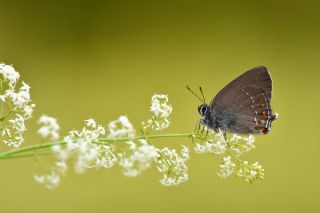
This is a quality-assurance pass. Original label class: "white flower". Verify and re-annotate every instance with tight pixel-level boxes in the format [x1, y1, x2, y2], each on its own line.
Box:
[3, 137, 24, 148]
[93, 145, 118, 168]
[4, 82, 32, 111]
[96, 125, 106, 135]
[38, 118, 115, 187]
[218, 156, 236, 178]
[244, 134, 255, 146]
[9, 114, 26, 134]
[0, 94, 6, 102]
[85, 118, 96, 128]
[195, 131, 256, 157]
[56, 161, 68, 174]
[236, 161, 264, 183]
[126, 140, 136, 150]
[120, 139, 158, 177]
[1, 114, 27, 147]
[194, 130, 227, 155]
[51, 145, 70, 161]
[157, 145, 189, 186]
[51, 119, 117, 174]
[150, 94, 172, 117]
[0, 63, 20, 87]
[108, 115, 135, 138]
[12, 82, 31, 109]
[38, 115, 60, 140]
[143, 94, 173, 131]
[34, 171, 61, 189]
[194, 130, 262, 182]
[0, 63, 35, 147]
[23, 103, 36, 119]
[194, 140, 226, 155]
[229, 134, 255, 155]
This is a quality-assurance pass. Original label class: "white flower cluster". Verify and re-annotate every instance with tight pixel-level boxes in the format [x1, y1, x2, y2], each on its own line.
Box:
[60, 119, 109, 173]
[112, 114, 190, 186]
[35, 111, 191, 188]
[194, 130, 255, 156]
[194, 130, 227, 155]
[38, 115, 60, 140]
[143, 94, 173, 131]
[119, 139, 158, 177]
[217, 156, 236, 177]
[194, 128, 264, 183]
[0, 63, 35, 147]
[34, 95, 176, 189]
[0, 64, 20, 87]
[157, 145, 189, 186]
[217, 156, 264, 183]
[34, 161, 67, 189]
[236, 161, 264, 183]
[228, 134, 255, 155]
[111, 115, 190, 186]
[108, 115, 135, 138]
[35, 118, 118, 188]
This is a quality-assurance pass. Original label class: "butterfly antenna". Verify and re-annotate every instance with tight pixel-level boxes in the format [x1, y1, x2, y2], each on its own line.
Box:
[186, 85, 204, 103]
[199, 87, 206, 103]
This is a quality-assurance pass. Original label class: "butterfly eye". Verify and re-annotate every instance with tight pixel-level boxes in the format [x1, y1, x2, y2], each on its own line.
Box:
[198, 104, 207, 115]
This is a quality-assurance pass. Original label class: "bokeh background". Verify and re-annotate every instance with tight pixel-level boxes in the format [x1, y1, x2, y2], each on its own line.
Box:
[0, 0, 319, 212]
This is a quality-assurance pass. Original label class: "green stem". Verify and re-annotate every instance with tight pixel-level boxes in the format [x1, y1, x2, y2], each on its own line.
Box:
[0, 133, 195, 160]
[99, 133, 193, 142]
[226, 149, 243, 164]
[0, 141, 67, 159]
[3, 152, 54, 159]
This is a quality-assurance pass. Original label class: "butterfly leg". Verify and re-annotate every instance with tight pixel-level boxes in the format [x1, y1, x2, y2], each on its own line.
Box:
[192, 121, 201, 143]
[199, 125, 207, 141]
[200, 124, 205, 134]
[194, 121, 201, 134]
[223, 132, 227, 141]
[205, 127, 209, 141]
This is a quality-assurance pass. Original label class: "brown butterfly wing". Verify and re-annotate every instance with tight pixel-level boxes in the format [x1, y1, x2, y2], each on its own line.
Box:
[210, 66, 275, 134]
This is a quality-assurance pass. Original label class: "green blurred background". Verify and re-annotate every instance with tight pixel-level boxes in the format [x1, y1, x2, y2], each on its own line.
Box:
[0, 0, 319, 212]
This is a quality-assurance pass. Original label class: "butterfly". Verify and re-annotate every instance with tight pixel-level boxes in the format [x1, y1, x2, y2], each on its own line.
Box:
[187, 66, 278, 135]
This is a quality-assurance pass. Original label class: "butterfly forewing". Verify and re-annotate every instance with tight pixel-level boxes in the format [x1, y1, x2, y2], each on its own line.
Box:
[210, 66, 275, 134]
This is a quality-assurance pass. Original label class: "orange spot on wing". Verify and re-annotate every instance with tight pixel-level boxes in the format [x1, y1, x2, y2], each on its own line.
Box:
[260, 127, 267, 134]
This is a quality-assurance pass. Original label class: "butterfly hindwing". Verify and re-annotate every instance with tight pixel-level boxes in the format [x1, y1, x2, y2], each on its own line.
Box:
[210, 66, 275, 134]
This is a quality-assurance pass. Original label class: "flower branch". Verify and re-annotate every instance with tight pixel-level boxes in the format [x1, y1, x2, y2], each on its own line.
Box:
[0, 63, 266, 189]
[0, 133, 194, 159]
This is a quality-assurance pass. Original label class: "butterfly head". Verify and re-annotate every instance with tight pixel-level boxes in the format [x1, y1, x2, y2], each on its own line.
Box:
[186, 85, 209, 116]
[198, 103, 209, 116]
